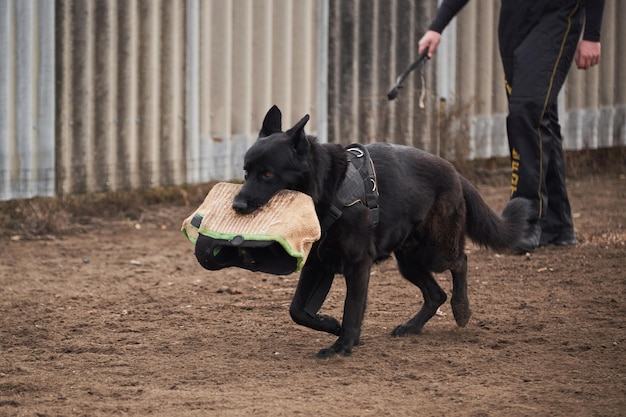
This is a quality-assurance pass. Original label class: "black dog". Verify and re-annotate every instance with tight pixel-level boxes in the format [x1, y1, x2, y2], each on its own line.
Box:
[233, 105, 531, 358]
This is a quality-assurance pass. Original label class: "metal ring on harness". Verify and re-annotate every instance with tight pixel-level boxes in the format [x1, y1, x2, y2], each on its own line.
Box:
[346, 147, 364, 158]
[370, 178, 377, 192]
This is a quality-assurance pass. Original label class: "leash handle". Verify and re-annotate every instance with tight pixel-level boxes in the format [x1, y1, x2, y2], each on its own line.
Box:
[387, 48, 429, 101]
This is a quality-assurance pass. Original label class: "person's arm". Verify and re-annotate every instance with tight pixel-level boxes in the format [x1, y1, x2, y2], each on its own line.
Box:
[582, 0, 605, 42]
[575, 0, 605, 69]
[419, 0, 471, 57]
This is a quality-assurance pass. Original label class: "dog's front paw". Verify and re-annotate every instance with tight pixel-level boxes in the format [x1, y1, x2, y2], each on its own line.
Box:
[315, 342, 353, 359]
[391, 324, 421, 337]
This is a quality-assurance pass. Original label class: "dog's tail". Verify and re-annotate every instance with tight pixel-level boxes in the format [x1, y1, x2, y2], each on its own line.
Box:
[461, 176, 532, 252]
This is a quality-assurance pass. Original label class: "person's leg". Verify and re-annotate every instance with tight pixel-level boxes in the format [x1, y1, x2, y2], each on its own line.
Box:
[539, 102, 577, 246]
[498, 1, 583, 252]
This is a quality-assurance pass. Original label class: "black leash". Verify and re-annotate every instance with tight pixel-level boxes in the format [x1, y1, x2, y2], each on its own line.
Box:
[387, 48, 429, 101]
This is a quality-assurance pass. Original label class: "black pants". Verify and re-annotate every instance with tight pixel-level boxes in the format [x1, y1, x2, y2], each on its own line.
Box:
[498, 0, 584, 242]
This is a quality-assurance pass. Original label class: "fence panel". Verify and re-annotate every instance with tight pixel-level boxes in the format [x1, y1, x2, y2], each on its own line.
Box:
[185, 0, 323, 185]
[0, 0, 55, 200]
[327, 0, 438, 149]
[55, 0, 186, 196]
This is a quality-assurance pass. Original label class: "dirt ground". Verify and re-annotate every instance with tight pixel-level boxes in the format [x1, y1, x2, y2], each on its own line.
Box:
[1, 173, 625, 417]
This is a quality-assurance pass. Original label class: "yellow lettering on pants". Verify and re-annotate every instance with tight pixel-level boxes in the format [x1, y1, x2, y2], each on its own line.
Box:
[510, 173, 519, 195]
[511, 149, 520, 196]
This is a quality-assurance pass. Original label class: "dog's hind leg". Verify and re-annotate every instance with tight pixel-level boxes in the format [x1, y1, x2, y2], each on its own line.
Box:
[450, 253, 471, 327]
[289, 260, 341, 336]
[392, 250, 447, 337]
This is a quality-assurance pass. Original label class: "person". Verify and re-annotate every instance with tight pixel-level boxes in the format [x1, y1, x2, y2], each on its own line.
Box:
[418, 0, 605, 253]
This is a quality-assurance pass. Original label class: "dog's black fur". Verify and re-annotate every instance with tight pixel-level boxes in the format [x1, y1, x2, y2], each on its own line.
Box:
[233, 105, 532, 358]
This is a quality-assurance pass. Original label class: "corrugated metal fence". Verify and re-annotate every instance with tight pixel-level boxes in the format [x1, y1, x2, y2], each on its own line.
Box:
[185, 0, 324, 186]
[56, 0, 186, 195]
[55, 0, 323, 197]
[327, 0, 439, 150]
[0, 0, 55, 200]
[1, 0, 624, 201]
[1, 0, 324, 200]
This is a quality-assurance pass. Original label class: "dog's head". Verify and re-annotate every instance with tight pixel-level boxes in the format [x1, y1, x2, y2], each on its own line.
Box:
[232, 105, 311, 214]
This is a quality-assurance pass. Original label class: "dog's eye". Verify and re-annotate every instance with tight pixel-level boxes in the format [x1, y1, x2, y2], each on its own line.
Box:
[264, 171, 274, 179]
[243, 170, 249, 180]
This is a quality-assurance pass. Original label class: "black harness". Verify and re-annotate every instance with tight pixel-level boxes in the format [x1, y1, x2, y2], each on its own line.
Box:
[301, 144, 379, 317]
[320, 143, 379, 232]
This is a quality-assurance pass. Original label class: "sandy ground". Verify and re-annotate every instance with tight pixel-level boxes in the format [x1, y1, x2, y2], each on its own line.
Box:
[1, 174, 625, 416]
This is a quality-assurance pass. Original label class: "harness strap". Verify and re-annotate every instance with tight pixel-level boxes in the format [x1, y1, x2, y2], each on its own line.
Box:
[321, 144, 379, 232]
[320, 204, 343, 231]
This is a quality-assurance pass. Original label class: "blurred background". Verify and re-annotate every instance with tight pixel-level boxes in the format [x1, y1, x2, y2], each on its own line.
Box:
[1, 0, 624, 201]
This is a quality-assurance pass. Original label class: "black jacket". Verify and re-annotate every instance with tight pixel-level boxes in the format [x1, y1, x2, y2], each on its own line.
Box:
[428, 0, 604, 42]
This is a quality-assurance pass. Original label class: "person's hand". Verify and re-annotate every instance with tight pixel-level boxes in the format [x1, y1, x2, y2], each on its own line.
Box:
[575, 40, 601, 69]
[418, 30, 442, 58]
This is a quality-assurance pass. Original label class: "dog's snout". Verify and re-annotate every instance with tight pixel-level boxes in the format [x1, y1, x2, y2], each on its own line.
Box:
[232, 197, 249, 213]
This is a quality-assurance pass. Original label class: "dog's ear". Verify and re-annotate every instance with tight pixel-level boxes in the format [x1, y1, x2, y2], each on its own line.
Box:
[286, 114, 310, 155]
[260, 105, 282, 137]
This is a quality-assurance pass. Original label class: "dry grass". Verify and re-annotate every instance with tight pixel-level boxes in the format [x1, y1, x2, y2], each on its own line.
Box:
[0, 182, 217, 238]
